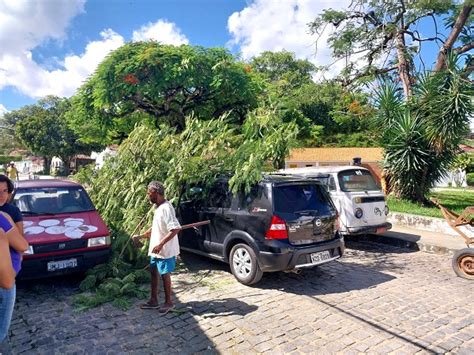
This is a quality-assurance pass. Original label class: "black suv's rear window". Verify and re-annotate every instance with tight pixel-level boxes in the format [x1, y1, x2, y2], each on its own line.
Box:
[273, 184, 335, 215]
[337, 169, 381, 192]
[13, 187, 95, 215]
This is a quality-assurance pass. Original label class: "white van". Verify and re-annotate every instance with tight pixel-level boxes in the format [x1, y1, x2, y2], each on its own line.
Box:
[277, 166, 391, 236]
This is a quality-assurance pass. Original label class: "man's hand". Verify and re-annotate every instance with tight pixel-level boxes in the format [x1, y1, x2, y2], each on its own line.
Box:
[132, 235, 143, 248]
[152, 243, 163, 254]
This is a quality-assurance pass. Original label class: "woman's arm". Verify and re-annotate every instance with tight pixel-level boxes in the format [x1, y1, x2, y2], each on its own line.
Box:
[0, 212, 29, 252]
[0, 232, 15, 289]
[15, 221, 24, 236]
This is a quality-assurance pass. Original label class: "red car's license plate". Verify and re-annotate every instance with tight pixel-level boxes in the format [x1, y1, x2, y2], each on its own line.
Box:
[47, 258, 78, 272]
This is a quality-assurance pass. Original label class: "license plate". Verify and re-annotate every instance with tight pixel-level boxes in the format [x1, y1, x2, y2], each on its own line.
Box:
[47, 258, 78, 272]
[310, 251, 331, 264]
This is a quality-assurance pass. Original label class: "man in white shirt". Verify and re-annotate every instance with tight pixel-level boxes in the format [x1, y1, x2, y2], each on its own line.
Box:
[132, 181, 181, 314]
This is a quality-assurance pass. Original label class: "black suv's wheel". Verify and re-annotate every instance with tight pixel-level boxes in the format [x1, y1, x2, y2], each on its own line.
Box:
[229, 243, 263, 285]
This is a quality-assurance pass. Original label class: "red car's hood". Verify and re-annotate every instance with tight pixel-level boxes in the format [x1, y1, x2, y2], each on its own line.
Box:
[23, 211, 109, 244]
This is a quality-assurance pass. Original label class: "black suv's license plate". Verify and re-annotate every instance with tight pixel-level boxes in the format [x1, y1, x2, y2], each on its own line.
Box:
[310, 251, 331, 264]
[47, 258, 78, 272]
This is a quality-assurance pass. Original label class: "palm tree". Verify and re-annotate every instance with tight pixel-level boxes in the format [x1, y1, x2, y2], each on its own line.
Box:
[376, 54, 473, 203]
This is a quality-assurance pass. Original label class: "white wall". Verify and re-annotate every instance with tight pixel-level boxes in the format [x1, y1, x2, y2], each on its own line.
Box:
[435, 169, 467, 188]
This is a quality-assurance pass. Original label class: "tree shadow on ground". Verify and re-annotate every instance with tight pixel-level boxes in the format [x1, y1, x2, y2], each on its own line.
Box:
[178, 250, 229, 274]
[257, 259, 396, 296]
[175, 298, 258, 318]
[346, 235, 421, 254]
[16, 273, 83, 294]
[179, 247, 399, 296]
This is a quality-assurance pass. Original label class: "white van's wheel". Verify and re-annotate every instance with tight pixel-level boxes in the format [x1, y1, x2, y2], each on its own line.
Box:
[229, 243, 263, 285]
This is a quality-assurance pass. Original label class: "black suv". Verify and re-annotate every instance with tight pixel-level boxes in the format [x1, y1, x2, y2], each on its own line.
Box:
[178, 175, 345, 285]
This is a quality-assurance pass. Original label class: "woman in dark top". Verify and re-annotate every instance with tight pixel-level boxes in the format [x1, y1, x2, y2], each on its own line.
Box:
[0, 175, 24, 267]
[0, 175, 28, 353]
[0, 212, 25, 354]
[0, 223, 15, 288]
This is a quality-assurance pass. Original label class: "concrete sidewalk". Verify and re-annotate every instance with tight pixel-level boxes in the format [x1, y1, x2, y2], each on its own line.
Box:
[350, 225, 471, 255]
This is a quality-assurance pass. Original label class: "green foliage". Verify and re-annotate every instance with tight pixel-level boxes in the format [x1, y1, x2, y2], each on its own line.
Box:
[250, 51, 376, 146]
[13, 96, 99, 174]
[250, 50, 316, 90]
[377, 56, 473, 202]
[466, 154, 474, 174]
[0, 120, 21, 155]
[320, 132, 379, 147]
[74, 107, 297, 309]
[298, 83, 376, 146]
[374, 80, 403, 131]
[68, 42, 262, 145]
[74, 254, 150, 311]
[388, 189, 474, 219]
[451, 153, 472, 171]
[90, 108, 297, 226]
[0, 155, 22, 165]
[71, 164, 96, 188]
[467, 173, 474, 186]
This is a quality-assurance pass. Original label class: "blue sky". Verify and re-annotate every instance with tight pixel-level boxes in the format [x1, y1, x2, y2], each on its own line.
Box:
[0, 0, 453, 115]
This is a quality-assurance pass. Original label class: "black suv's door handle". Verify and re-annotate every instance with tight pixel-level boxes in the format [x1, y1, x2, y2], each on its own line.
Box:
[223, 217, 234, 222]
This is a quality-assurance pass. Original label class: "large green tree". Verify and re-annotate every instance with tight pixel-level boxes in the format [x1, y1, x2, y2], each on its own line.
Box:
[250, 50, 317, 91]
[250, 51, 376, 147]
[0, 116, 20, 155]
[310, 0, 473, 97]
[15, 96, 98, 174]
[69, 42, 262, 144]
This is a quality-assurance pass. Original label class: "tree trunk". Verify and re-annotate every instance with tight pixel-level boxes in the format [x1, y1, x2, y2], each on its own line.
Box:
[43, 156, 51, 175]
[433, 3, 473, 72]
[62, 157, 72, 176]
[417, 166, 429, 204]
[396, 32, 412, 99]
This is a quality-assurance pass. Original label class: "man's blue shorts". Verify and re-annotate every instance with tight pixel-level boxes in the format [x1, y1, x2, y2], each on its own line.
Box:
[150, 256, 176, 275]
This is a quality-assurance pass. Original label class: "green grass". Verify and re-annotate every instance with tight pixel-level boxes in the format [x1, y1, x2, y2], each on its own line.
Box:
[387, 189, 474, 219]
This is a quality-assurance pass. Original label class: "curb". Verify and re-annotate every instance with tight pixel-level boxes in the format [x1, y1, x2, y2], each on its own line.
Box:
[387, 212, 457, 236]
[346, 234, 457, 256]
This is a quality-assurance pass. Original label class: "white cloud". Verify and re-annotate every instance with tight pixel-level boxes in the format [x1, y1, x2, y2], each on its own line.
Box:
[0, 30, 124, 98]
[227, 0, 350, 77]
[0, 1, 188, 100]
[0, 0, 86, 53]
[132, 20, 189, 45]
[0, 104, 7, 115]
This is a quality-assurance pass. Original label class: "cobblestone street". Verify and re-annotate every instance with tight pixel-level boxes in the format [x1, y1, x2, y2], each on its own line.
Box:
[10, 241, 474, 354]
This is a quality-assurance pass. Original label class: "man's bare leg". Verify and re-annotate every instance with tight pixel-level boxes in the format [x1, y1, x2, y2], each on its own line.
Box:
[149, 266, 159, 306]
[161, 273, 173, 307]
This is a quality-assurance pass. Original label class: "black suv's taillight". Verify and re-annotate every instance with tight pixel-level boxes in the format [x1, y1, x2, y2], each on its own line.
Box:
[334, 215, 340, 232]
[265, 215, 288, 240]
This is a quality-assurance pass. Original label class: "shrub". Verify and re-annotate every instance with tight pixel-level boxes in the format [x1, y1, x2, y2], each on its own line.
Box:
[466, 173, 474, 186]
[0, 155, 22, 165]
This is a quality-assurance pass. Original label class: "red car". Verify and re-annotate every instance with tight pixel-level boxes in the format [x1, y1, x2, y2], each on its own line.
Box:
[12, 179, 111, 278]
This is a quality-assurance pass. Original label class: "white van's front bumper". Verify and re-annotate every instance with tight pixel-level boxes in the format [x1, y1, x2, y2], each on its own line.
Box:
[342, 222, 392, 236]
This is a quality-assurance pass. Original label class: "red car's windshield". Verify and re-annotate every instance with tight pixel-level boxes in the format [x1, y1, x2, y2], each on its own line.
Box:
[13, 187, 95, 215]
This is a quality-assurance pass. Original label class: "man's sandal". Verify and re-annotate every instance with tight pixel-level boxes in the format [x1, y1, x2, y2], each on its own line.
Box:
[158, 305, 175, 315]
[140, 302, 159, 309]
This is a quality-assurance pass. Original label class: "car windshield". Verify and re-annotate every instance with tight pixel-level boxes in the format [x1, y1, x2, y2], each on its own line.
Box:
[13, 187, 95, 215]
[338, 169, 381, 192]
[273, 184, 335, 215]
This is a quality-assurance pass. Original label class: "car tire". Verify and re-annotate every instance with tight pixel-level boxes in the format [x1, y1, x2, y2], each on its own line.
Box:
[451, 248, 474, 280]
[229, 243, 263, 285]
